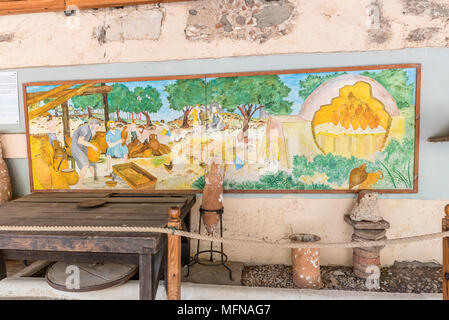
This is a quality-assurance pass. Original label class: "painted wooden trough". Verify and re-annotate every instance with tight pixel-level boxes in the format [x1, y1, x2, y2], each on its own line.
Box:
[112, 162, 157, 190]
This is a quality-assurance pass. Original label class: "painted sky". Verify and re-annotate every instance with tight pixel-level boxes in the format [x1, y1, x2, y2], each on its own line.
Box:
[26, 67, 417, 122]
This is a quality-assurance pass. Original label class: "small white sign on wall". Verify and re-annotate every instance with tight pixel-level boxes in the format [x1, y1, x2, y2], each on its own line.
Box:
[0, 71, 19, 125]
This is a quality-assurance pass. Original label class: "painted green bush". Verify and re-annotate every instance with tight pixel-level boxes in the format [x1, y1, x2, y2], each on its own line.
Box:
[293, 154, 377, 187]
[223, 171, 331, 190]
[192, 175, 206, 190]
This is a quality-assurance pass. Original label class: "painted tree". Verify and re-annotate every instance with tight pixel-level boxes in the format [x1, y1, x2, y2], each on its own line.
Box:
[133, 86, 163, 126]
[71, 93, 103, 118]
[361, 69, 414, 109]
[298, 72, 347, 101]
[107, 83, 133, 122]
[165, 79, 206, 128]
[208, 75, 293, 134]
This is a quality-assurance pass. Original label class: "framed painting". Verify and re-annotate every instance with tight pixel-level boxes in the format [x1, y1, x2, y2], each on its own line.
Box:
[23, 64, 420, 193]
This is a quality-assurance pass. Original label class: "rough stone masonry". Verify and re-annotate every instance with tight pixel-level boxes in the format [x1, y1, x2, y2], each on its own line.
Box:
[185, 0, 297, 43]
[3, 0, 449, 68]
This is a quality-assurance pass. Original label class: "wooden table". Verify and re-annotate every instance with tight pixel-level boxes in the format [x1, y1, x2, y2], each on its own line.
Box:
[0, 192, 196, 300]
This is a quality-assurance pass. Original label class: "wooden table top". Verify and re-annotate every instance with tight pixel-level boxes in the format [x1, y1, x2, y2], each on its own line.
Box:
[0, 192, 196, 238]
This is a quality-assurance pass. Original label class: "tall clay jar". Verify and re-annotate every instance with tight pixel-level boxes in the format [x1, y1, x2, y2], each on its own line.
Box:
[290, 234, 322, 289]
[201, 161, 223, 235]
[0, 137, 12, 203]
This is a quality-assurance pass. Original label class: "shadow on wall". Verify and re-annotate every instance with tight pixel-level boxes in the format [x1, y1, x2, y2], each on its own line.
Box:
[5, 159, 30, 197]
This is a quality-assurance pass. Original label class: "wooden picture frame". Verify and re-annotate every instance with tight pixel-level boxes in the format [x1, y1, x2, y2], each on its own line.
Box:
[23, 63, 421, 194]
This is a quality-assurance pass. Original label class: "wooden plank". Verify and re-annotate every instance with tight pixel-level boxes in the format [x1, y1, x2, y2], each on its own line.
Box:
[167, 207, 181, 300]
[180, 194, 196, 220]
[0, 208, 169, 222]
[0, 217, 168, 228]
[0, 0, 65, 16]
[153, 243, 166, 293]
[21, 192, 193, 199]
[12, 260, 51, 277]
[3, 250, 139, 265]
[0, 231, 164, 241]
[139, 247, 153, 300]
[0, 202, 175, 218]
[0, 208, 169, 219]
[13, 196, 188, 204]
[28, 83, 95, 120]
[428, 136, 449, 142]
[0, 233, 159, 254]
[67, 0, 185, 10]
[2, 200, 174, 209]
[443, 206, 449, 300]
[2, 200, 176, 210]
[0, 218, 168, 228]
[0, 214, 168, 224]
[109, 193, 190, 198]
[24, 192, 114, 198]
[0, 0, 190, 16]
[0, 250, 6, 280]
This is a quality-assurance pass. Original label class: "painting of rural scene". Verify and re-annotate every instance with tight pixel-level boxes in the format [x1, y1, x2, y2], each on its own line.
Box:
[24, 65, 419, 192]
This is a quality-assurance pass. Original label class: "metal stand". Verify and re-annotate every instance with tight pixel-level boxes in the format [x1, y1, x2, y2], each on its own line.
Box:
[185, 206, 233, 280]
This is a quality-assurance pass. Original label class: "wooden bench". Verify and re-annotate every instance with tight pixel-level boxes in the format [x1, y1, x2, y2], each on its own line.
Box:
[0, 192, 195, 300]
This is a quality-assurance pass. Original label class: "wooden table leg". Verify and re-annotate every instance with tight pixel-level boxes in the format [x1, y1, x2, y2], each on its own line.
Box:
[139, 248, 154, 300]
[167, 207, 182, 300]
[443, 206, 449, 300]
[0, 251, 6, 281]
[181, 209, 191, 266]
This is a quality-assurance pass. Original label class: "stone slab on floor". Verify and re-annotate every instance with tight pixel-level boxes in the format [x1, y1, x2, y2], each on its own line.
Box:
[182, 261, 243, 286]
[0, 278, 442, 300]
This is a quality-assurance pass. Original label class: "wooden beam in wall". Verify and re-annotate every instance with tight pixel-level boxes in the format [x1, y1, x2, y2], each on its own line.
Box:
[0, 0, 190, 16]
[0, 0, 66, 16]
[66, 0, 184, 10]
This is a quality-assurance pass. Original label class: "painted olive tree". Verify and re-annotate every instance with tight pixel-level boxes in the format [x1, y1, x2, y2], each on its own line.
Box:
[71, 92, 103, 118]
[107, 83, 134, 122]
[133, 86, 163, 126]
[208, 75, 293, 135]
[165, 79, 206, 128]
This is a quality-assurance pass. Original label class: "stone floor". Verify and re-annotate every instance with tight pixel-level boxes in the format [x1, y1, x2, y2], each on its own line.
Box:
[182, 260, 244, 286]
[5, 259, 443, 295]
[242, 261, 443, 294]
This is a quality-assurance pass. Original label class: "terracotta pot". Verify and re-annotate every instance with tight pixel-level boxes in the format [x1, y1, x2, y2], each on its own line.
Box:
[290, 233, 322, 289]
[62, 169, 79, 186]
[53, 147, 69, 171]
[202, 211, 220, 235]
[87, 142, 101, 163]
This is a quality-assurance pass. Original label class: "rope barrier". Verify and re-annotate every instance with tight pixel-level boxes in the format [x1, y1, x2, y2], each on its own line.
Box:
[0, 225, 447, 249]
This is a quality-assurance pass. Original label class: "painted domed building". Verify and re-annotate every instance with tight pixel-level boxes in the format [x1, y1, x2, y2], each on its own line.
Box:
[259, 74, 405, 168]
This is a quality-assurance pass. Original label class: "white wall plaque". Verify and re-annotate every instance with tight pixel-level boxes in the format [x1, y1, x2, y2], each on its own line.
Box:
[0, 72, 20, 125]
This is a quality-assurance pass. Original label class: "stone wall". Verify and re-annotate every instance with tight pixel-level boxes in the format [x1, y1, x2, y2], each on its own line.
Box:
[185, 0, 297, 43]
[2, 0, 449, 68]
[1, 1, 449, 266]
[190, 197, 443, 266]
